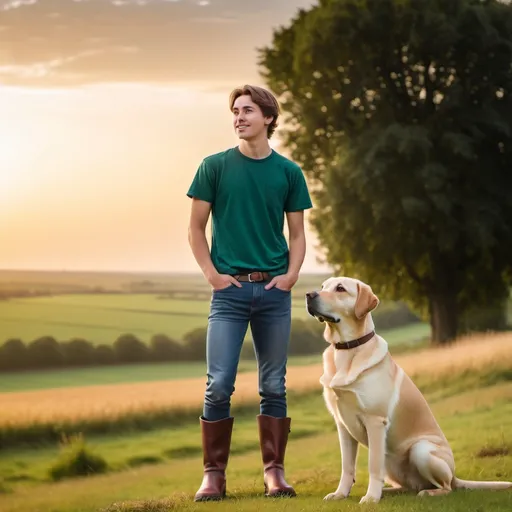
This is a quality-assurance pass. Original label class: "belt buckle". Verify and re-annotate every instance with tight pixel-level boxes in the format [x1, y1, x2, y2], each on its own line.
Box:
[247, 272, 255, 282]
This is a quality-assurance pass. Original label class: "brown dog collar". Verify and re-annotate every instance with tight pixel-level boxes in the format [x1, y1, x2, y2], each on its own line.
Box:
[334, 330, 376, 350]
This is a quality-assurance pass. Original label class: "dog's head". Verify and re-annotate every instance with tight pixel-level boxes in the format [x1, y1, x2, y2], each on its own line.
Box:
[305, 276, 379, 325]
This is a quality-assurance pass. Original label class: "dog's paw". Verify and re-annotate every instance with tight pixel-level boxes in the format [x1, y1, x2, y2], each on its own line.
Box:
[359, 493, 381, 504]
[417, 489, 442, 497]
[324, 491, 348, 501]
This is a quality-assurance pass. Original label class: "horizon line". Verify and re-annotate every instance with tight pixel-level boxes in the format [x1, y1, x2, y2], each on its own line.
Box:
[0, 268, 333, 276]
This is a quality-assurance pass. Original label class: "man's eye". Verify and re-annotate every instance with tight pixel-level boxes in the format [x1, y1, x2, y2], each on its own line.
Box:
[336, 285, 346, 292]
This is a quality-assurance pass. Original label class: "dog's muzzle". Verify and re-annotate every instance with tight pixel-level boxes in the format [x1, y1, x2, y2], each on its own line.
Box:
[305, 291, 340, 323]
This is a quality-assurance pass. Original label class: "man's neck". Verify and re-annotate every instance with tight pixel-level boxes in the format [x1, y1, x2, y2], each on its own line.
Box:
[238, 138, 272, 160]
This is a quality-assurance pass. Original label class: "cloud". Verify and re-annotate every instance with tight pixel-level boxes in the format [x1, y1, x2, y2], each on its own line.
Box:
[1, 0, 38, 12]
[0, 47, 138, 80]
[0, 0, 315, 87]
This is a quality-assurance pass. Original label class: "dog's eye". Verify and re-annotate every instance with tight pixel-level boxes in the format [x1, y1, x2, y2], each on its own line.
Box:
[336, 284, 346, 292]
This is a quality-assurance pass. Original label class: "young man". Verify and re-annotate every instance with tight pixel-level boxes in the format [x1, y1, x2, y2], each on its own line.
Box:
[187, 84, 312, 501]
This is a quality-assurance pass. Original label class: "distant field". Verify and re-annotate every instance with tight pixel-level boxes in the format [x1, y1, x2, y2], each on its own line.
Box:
[0, 271, 337, 344]
[0, 270, 423, 345]
[0, 269, 330, 296]
[0, 293, 321, 344]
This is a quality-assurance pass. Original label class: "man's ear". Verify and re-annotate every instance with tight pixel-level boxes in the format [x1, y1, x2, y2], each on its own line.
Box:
[354, 282, 379, 320]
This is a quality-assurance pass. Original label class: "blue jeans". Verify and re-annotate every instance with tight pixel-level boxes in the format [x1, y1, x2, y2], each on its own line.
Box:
[203, 281, 292, 421]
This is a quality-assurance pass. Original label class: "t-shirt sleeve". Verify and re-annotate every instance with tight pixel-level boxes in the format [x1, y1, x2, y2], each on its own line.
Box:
[186, 159, 216, 203]
[285, 165, 313, 212]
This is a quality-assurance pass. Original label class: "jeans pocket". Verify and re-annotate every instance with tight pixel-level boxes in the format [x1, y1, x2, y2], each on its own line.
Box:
[212, 283, 234, 293]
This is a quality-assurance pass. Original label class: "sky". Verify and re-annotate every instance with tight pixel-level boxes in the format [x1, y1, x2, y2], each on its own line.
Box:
[0, 0, 330, 274]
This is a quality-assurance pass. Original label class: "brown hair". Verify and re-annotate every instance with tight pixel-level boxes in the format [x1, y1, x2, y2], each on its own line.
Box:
[229, 85, 280, 139]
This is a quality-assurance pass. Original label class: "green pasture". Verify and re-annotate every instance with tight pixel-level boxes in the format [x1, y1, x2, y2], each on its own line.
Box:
[0, 323, 430, 393]
[0, 374, 510, 512]
[0, 270, 334, 345]
[0, 293, 427, 348]
[0, 293, 307, 344]
[0, 270, 326, 345]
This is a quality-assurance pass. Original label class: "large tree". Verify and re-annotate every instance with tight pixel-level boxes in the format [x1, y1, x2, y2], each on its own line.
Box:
[260, 0, 512, 343]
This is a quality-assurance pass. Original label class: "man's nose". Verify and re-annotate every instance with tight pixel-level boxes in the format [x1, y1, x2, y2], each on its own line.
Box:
[306, 291, 318, 300]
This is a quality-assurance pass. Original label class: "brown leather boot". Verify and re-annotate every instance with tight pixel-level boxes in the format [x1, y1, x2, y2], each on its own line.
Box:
[194, 416, 234, 502]
[257, 414, 296, 498]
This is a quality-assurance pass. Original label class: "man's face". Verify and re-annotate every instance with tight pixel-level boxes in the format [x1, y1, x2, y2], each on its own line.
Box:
[232, 94, 272, 141]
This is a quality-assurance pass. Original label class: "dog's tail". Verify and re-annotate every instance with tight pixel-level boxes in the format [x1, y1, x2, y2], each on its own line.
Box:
[453, 477, 512, 491]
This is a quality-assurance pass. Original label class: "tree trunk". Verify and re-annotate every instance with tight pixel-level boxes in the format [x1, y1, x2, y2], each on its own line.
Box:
[429, 293, 458, 344]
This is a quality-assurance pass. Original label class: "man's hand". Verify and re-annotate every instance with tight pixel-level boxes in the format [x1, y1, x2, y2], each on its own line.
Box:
[264, 272, 299, 291]
[208, 272, 242, 291]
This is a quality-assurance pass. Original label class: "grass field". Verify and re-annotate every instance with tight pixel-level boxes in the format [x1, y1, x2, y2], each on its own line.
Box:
[0, 293, 316, 344]
[0, 270, 426, 345]
[0, 271, 334, 344]
[0, 334, 510, 512]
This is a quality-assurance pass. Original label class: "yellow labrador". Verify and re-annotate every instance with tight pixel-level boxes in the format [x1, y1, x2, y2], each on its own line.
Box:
[306, 276, 511, 504]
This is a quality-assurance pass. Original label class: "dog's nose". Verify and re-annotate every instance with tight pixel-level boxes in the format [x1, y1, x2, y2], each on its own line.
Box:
[306, 291, 319, 300]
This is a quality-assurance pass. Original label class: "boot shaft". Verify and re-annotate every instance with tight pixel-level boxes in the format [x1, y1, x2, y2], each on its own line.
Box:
[195, 416, 234, 502]
[257, 414, 291, 468]
[201, 416, 234, 472]
[257, 414, 296, 497]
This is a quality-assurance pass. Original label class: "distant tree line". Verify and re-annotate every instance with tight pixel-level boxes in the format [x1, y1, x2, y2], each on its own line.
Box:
[0, 303, 420, 373]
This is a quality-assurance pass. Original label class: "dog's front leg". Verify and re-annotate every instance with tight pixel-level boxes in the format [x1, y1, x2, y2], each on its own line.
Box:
[324, 422, 358, 501]
[360, 416, 387, 504]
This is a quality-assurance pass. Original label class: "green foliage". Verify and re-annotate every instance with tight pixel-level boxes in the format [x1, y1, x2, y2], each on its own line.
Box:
[61, 338, 96, 366]
[149, 334, 184, 362]
[113, 334, 150, 363]
[260, 0, 512, 342]
[48, 434, 108, 481]
[94, 344, 116, 365]
[182, 327, 207, 361]
[0, 339, 27, 371]
[27, 336, 64, 368]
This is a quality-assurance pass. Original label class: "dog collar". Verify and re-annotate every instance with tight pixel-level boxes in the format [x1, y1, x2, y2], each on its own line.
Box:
[334, 330, 376, 350]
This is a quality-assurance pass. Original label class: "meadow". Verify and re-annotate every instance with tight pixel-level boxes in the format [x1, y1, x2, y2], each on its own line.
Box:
[0, 270, 336, 344]
[0, 293, 315, 344]
[0, 270, 510, 512]
[0, 333, 510, 512]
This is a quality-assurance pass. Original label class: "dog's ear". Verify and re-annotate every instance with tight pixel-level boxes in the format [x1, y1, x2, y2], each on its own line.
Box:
[354, 282, 379, 320]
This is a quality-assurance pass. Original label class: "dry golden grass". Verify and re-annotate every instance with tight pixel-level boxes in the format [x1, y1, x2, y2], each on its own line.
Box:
[396, 330, 512, 379]
[0, 331, 511, 429]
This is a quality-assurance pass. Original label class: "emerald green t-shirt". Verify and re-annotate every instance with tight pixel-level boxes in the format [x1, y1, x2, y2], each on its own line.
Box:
[187, 146, 313, 276]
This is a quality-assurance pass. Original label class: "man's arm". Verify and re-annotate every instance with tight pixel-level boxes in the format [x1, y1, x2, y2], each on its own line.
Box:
[188, 198, 241, 289]
[265, 210, 306, 291]
[286, 210, 307, 279]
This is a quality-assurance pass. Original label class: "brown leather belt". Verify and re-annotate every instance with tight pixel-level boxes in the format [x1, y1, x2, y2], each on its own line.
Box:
[233, 271, 271, 282]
